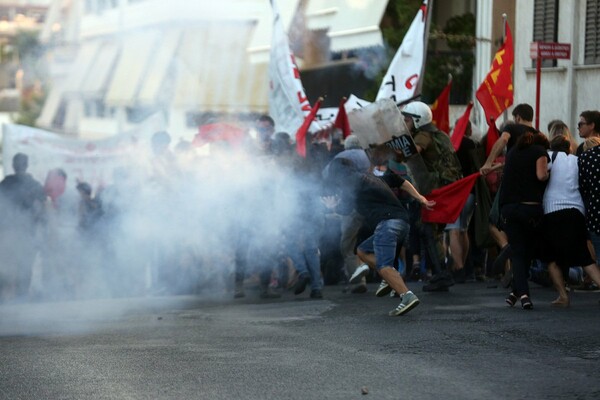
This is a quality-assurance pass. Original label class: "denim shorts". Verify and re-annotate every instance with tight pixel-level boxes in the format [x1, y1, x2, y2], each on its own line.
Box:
[357, 219, 410, 270]
[445, 192, 475, 231]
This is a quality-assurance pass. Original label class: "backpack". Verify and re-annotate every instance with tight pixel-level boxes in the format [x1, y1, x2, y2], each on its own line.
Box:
[429, 129, 463, 187]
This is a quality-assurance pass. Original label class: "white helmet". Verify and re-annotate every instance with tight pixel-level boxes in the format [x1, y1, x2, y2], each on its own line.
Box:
[401, 101, 433, 129]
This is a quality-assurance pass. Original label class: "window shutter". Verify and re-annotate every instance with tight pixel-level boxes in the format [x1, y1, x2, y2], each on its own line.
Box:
[533, 0, 558, 67]
[585, 0, 600, 65]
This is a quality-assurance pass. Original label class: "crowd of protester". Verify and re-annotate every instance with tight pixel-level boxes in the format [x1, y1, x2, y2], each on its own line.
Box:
[0, 103, 599, 316]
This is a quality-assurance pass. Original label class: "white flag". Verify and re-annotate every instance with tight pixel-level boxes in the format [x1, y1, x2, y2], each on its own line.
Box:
[316, 94, 372, 124]
[376, 0, 428, 103]
[268, 0, 313, 136]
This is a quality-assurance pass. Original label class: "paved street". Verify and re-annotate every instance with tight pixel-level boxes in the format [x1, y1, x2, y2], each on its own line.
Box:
[1, 281, 599, 400]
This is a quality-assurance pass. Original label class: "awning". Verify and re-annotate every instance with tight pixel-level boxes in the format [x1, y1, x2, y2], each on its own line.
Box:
[173, 23, 268, 113]
[63, 41, 101, 93]
[81, 42, 119, 95]
[136, 29, 182, 106]
[105, 30, 161, 106]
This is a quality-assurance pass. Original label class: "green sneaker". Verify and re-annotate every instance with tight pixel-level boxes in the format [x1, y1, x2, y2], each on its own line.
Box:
[389, 291, 420, 316]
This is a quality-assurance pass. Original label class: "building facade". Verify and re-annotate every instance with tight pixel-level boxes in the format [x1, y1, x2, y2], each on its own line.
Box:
[41, 0, 586, 142]
[513, 0, 600, 135]
[37, 0, 391, 140]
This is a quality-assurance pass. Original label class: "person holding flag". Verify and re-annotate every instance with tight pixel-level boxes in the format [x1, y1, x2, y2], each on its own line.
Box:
[480, 104, 538, 175]
[445, 118, 478, 282]
[397, 101, 463, 292]
[479, 104, 540, 283]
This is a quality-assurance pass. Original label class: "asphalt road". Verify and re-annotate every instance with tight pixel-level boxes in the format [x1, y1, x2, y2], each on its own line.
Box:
[1, 281, 599, 400]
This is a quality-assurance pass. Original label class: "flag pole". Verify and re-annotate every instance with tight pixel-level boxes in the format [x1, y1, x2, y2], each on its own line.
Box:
[501, 13, 509, 125]
[414, 0, 433, 98]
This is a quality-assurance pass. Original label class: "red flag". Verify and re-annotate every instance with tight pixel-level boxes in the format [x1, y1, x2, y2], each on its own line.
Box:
[476, 20, 514, 123]
[193, 123, 246, 148]
[421, 172, 480, 224]
[485, 117, 500, 157]
[295, 98, 322, 158]
[334, 97, 351, 138]
[431, 80, 451, 134]
[450, 102, 473, 151]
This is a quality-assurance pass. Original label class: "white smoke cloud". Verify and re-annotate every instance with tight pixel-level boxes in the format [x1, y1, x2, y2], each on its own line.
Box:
[0, 136, 326, 309]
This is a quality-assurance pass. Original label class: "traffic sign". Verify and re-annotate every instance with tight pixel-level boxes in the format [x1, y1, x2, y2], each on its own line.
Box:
[530, 42, 571, 60]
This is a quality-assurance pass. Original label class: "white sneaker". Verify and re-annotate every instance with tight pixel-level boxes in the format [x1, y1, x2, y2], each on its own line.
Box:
[349, 264, 370, 284]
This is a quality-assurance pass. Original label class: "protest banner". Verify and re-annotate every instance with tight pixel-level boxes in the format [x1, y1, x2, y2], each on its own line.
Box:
[2, 113, 165, 189]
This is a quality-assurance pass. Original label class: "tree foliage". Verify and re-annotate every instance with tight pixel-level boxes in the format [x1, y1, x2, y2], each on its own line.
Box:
[369, 1, 476, 104]
[423, 12, 475, 104]
[11, 30, 46, 127]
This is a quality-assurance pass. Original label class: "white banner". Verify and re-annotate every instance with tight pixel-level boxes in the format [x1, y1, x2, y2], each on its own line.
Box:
[315, 94, 373, 124]
[346, 98, 409, 147]
[376, 0, 427, 103]
[268, 0, 314, 136]
[1, 114, 166, 189]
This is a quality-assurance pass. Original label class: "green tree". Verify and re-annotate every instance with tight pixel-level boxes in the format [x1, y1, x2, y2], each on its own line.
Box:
[12, 30, 47, 127]
[369, 1, 476, 105]
[423, 12, 476, 104]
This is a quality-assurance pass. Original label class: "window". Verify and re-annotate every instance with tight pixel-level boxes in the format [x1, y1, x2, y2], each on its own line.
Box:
[84, 0, 119, 15]
[126, 106, 157, 124]
[533, 0, 558, 67]
[84, 99, 115, 118]
[585, 0, 600, 65]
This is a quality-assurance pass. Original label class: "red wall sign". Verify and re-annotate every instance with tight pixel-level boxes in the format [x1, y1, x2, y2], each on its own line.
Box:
[530, 42, 571, 60]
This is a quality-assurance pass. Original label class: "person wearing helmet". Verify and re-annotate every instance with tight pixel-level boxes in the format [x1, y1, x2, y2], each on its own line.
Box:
[400, 101, 463, 188]
[400, 101, 463, 292]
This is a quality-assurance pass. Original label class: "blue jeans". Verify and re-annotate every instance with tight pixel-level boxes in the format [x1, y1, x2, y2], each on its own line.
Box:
[357, 219, 410, 270]
[288, 230, 323, 291]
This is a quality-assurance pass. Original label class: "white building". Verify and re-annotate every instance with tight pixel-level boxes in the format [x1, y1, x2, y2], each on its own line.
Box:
[37, 0, 391, 141]
[513, 0, 600, 134]
[43, 1, 587, 142]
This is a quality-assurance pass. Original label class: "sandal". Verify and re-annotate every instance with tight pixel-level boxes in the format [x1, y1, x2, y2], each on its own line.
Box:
[520, 295, 533, 310]
[505, 293, 517, 307]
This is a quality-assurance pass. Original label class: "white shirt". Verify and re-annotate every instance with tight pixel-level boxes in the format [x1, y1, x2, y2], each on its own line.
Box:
[543, 150, 585, 215]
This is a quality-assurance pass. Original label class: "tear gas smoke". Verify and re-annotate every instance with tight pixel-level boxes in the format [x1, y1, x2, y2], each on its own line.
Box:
[0, 123, 335, 341]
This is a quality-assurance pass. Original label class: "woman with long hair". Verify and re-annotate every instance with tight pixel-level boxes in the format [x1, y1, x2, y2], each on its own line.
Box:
[541, 135, 600, 306]
[499, 132, 550, 309]
[548, 119, 578, 154]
